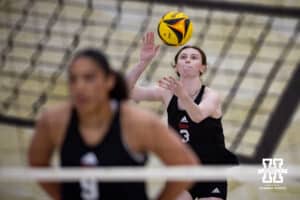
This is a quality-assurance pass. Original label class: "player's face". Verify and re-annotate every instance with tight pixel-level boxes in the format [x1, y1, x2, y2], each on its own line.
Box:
[175, 48, 205, 78]
[68, 57, 114, 112]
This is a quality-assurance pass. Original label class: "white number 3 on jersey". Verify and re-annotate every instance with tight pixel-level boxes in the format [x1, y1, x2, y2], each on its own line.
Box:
[180, 129, 190, 143]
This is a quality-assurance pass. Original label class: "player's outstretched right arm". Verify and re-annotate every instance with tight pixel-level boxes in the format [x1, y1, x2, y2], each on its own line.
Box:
[126, 32, 167, 103]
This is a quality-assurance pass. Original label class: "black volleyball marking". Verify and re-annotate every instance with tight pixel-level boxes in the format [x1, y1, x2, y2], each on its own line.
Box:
[168, 26, 183, 43]
[184, 19, 190, 37]
[164, 18, 184, 25]
[157, 24, 177, 46]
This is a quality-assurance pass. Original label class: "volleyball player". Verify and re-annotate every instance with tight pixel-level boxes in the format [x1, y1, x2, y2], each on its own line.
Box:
[127, 32, 239, 200]
[28, 48, 199, 200]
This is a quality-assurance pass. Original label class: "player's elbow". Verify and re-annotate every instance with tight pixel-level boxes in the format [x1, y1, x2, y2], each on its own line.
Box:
[28, 153, 39, 167]
[190, 113, 205, 124]
[129, 92, 140, 103]
[28, 156, 50, 168]
[187, 152, 200, 166]
[28, 148, 50, 167]
[129, 87, 142, 102]
[183, 146, 200, 166]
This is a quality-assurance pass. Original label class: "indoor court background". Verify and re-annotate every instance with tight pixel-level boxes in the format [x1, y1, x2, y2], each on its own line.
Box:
[0, 0, 299, 199]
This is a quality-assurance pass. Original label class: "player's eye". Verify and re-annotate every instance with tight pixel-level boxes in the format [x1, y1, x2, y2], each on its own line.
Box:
[180, 54, 187, 59]
[84, 73, 96, 82]
[68, 74, 76, 83]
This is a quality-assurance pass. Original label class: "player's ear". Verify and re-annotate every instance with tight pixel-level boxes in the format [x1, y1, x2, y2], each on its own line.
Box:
[172, 63, 180, 77]
[107, 73, 115, 91]
[200, 64, 207, 76]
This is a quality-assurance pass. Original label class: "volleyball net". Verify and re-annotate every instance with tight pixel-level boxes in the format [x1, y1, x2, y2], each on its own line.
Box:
[0, 165, 299, 199]
[0, 165, 299, 183]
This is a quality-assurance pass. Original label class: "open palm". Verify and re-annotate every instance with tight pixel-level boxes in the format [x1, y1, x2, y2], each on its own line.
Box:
[140, 32, 159, 63]
[158, 76, 186, 98]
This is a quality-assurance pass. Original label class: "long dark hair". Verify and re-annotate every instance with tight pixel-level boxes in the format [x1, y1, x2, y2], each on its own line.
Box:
[173, 45, 207, 76]
[71, 48, 128, 101]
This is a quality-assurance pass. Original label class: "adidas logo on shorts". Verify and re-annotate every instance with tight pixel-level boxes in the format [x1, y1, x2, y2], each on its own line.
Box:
[211, 187, 221, 194]
[194, 187, 221, 200]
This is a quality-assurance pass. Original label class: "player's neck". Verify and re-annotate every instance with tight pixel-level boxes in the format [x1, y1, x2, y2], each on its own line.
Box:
[78, 100, 113, 129]
[180, 76, 202, 96]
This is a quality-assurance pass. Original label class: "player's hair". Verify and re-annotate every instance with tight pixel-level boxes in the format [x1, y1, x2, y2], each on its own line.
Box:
[71, 48, 128, 101]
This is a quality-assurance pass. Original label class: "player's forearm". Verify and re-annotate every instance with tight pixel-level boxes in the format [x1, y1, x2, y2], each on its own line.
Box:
[157, 181, 194, 200]
[126, 61, 149, 90]
[178, 93, 204, 123]
[39, 182, 61, 200]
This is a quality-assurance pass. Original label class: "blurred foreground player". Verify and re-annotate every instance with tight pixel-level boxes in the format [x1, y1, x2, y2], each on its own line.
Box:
[28, 48, 198, 200]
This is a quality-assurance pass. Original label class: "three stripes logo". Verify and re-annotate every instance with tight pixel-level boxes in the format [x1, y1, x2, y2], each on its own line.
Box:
[211, 187, 221, 194]
[180, 116, 188, 123]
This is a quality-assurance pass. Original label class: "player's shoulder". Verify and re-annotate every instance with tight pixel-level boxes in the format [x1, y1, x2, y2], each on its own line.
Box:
[35, 102, 72, 146]
[120, 101, 166, 147]
[120, 101, 162, 127]
[38, 101, 72, 127]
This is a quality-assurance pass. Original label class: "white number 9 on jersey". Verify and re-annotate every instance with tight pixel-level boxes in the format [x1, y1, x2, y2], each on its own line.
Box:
[180, 129, 190, 143]
[80, 178, 99, 200]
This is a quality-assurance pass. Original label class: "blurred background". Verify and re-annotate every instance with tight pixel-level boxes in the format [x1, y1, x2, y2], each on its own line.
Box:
[0, 0, 299, 199]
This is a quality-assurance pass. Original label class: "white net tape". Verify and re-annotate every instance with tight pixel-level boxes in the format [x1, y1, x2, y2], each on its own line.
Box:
[0, 165, 299, 184]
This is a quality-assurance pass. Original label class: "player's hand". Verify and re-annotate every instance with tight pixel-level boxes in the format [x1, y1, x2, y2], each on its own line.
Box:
[140, 32, 160, 64]
[158, 76, 186, 98]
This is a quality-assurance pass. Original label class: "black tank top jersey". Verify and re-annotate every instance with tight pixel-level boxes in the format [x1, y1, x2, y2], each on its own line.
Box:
[167, 85, 238, 165]
[60, 103, 148, 200]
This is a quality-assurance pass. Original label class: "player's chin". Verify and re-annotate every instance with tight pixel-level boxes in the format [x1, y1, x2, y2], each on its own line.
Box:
[180, 72, 199, 78]
[73, 101, 95, 113]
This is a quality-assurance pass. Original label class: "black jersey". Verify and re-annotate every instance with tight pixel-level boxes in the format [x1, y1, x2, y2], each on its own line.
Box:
[60, 103, 148, 200]
[167, 85, 238, 165]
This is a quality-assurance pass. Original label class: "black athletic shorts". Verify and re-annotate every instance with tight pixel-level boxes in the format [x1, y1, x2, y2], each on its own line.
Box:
[189, 181, 227, 199]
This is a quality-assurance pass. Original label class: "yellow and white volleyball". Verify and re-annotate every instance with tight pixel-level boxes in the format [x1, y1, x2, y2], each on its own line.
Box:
[157, 11, 193, 46]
